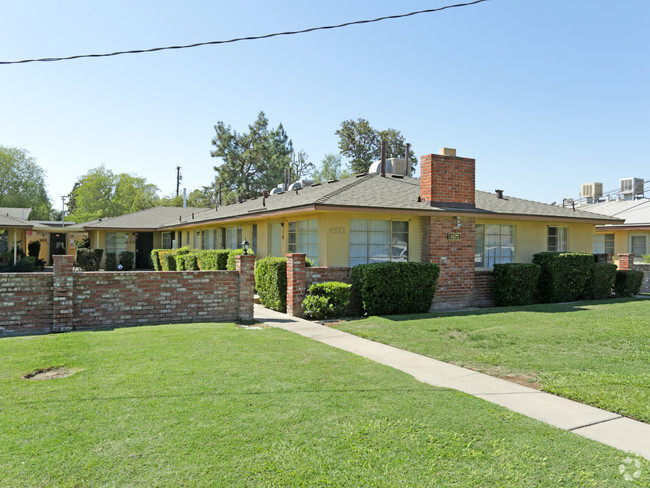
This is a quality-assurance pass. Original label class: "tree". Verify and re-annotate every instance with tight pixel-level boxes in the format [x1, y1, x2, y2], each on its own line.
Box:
[160, 187, 217, 208]
[0, 145, 53, 220]
[312, 153, 350, 183]
[335, 119, 417, 174]
[210, 112, 293, 204]
[66, 165, 159, 222]
[290, 150, 315, 182]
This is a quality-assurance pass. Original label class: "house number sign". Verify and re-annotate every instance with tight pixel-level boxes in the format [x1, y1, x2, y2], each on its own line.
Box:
[447, 233, 461, 241]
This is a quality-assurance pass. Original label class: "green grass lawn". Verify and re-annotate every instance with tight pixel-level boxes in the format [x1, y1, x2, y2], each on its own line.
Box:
[337, 298, 650, 424]
[0, 322, 646, 487]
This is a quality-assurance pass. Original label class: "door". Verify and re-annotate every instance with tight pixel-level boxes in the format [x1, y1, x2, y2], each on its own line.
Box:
[268, 223, 282, 257]
[135, 232, 154, 269]
[49, 233, 67, 264]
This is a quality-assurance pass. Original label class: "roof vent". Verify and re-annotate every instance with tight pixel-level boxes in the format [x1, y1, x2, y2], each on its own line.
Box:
[368, 158, 407, 176]
[495, 189, 504, 199]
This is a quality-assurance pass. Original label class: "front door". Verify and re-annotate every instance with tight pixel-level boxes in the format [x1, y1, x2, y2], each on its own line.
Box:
[269, 223, 282, 257]
[49, 233, 67, 264]
[135, 232, 154, 269]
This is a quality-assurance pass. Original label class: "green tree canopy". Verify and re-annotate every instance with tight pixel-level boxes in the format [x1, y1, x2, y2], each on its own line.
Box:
[335, 119, 417, 174]
[0, 145, 53, 220]
[210, 111, 293, 204]
[66, 165, 159, 222]
[159, 187, 217, 208]
[312, 153, 350, 183]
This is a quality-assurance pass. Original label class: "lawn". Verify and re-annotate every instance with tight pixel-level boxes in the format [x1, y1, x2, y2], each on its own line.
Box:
[336, 298, 650, 424]
[0, 322, 646, 487]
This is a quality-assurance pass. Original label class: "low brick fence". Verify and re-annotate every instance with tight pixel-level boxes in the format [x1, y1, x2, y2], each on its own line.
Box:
[617, 253, 650, 293]
[0, 254, 255, 336]
[474, 270, 495, 307]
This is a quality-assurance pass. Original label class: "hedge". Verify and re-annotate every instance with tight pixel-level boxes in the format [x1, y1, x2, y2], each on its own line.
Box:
[587, 262, 617, 299]
[614, 270, 644, 297]
[492, 263, 540, 306]
[119, 251, 134, 271]
[197, 250, 231, 270]
[532, 252, 594, 303]
[302, 282, 352, 320]
[105, 253, 118, 271]
[175, 253, 199, 271]
[76, 248, 103, 271]
[255, 257, 287, 312]
[226, 249, 255, 271]
[351, 262, 440, 315]
[151, 249, 164, 271]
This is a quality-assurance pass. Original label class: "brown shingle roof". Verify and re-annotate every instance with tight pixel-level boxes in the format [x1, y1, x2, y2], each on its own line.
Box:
[80, 206, 210, 230]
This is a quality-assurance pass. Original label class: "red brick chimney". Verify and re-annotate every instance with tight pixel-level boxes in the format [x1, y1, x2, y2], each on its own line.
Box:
[420, 148, 475, 208]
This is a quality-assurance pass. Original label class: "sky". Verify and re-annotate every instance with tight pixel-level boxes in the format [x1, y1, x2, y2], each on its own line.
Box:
[1, 0, 648, 212]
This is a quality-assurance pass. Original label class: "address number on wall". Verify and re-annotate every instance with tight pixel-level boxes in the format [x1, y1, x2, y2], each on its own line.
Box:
[447, 233, 461, 241]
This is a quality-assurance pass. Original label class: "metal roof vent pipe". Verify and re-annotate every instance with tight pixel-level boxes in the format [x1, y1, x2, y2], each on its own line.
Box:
[495, 189, 504, 199]
[380, 141, 387, 177]
[284, 169, 288, 192]
[405, 142, 411, 177]
[183, 188, 187, 208]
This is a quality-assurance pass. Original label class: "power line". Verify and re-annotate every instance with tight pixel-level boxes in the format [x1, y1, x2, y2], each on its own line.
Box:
[0, 0, 488, 65]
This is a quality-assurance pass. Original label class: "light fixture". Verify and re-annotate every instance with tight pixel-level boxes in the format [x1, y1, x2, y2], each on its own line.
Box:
[242, 239, 249, 255]
[456, 216, 461, 228]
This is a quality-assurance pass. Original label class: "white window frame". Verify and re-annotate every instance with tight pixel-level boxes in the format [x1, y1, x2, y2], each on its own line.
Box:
[288, 219, 319, 265]
[162, 232, 173, 250]
[547, 226, 568, 252]
[630, 234, 648, 263]
[349, 219, 409, 267]
[105, 232, 128, 255]
[475, 224, 515, 268]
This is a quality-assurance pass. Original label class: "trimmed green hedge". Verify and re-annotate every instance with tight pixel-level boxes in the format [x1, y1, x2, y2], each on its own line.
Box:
[532, 252, 594, 303]
[119, 251, 134, 271]
[105, 253, 118, 271]
[197, 250, 231, 270]
[493, 263, 540, 306]
[255, 257, 287, 312]
[76, 248, 103, 271]
[587, 262, 617, 299]
[351, 262, 440, 315]
[151, 249, 163, 271]
[175, 253, 199, 271]
[302, 282, 352, 320]
[614, 270, 644, 297]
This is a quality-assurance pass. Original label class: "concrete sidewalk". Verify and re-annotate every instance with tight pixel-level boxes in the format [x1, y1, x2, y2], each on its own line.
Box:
[254, 304, 650, 460]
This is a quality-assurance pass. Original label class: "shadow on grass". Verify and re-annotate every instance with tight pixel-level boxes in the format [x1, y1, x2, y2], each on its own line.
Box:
[355, 297, 644, 323]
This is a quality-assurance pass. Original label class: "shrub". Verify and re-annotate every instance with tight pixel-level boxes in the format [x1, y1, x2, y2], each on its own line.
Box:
[105, 252, 118, 271]
[197, 250, 231, 270]
[532, 252, 594, 303]
[226, 249, 255, 271]
[151, 249, 164, 271]
[14, 256, 36, 272]
[160, 251, 177, 271]
[175, 253, 199, 271]
[493, 263, 541, 306]
[75, 236, 90, 249]
[119, 251, 134, 271]
[587, 262, 617, 299]
[351, 262, 440, 315]
[255, 257, 287, 312]
[27, 240, 41, 258]
[614, 270, 644, 297]
[302, 282, 352, 320]
[76, 248, 103, 271]
[643, 254, 650, 264]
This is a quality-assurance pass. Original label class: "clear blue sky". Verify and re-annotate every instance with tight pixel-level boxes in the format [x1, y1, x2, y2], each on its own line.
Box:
[1, 0, 648, 211]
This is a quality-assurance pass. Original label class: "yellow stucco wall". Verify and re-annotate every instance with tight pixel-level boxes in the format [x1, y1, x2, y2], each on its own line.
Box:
[593, 228, 650, 264]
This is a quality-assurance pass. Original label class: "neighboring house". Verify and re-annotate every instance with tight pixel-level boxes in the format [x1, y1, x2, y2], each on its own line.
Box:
[0, 209, 33, 265]
[76, 148, 621, 308]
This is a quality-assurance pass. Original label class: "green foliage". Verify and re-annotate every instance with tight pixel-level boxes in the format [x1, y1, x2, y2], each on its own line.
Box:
[119, 251, 134, 271]
[174, 253, 199, 271]
[351, 262, 440, 315]
[312, 153, 350, 183]
[302, 282, 352, 320]
[211, 111, 293, 203]
[66, 165, 160, 222]
[335, 119, 417, 175]
[226, 248, 255, 271]
[160, 251, 177, 271]
[0, 145, 53, 219]
[76, 248, 103, 271]
[2, 256, 38, 273]
[150, 249, 163, 271]
[27, 240, 41, 258]
[196, 250, 231, 270]
[643, 254, 650, 263]
[531, 252, 594, 303]
[587, 262, 617, 299]
[255, 257, 287, 312]
[105, 252, 118, 271]
[614, 270, 644, 297]
[75, 236, 90, 249]
[492, 263, 541, 306]
[159, 188, 216, 208]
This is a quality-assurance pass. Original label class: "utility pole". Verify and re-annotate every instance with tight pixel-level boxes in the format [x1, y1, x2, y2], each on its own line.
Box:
[176, 166, 182, 197]
[61, 196, 66, 227]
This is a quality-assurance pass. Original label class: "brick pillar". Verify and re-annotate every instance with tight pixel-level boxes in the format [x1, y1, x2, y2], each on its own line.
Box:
[618, 253, 633, 270]
[52, 254, 75, 332]
[236, 254, 256, 321]
[286, 253, 307, 317]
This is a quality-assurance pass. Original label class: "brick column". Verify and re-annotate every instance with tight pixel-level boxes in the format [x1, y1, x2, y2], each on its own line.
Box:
[618, 253, 633, 270]
[52, 254, 75, 332]
[286, 253, 307, 316]
[236, 254, 256, 321]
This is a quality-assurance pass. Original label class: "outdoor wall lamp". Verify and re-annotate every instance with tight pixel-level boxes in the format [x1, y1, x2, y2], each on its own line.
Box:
[242, 239, 249, 255]
[456, 216, 461, 228]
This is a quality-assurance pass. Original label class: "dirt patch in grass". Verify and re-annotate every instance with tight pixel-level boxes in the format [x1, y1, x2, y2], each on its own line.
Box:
[24, 366, 78, 381]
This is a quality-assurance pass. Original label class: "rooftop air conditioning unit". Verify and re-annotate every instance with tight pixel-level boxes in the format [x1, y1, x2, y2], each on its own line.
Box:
[580, 182, 603, 200]
[368, 158, 408, 176]
[620, 177, 644, 198]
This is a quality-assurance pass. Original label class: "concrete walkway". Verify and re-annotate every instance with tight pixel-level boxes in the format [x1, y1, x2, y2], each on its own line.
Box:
[254, 304, 650, 460]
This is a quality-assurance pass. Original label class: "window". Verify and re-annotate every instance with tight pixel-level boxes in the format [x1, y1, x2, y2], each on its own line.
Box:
[475, 224, 514, 267]
[105, 232, 127, 254]
[162, 232, 173, 249]
[593, 233, 614, 255]
[349, 219, 408, 267]
[194, 230, 201, 250]
[202, 229, 217, 250]
[631, 235, 647, 263]
[252, 224, 258, 254]
[224, 226, 242, 249]
[0, 230, 7, 254]
[288, 219, 318, 265]
[547, 226, 567, 252]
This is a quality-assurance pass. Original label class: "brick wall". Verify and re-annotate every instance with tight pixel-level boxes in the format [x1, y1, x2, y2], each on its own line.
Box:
[0, 254, 254, 336]
[474, 270, 495, 307]
[419, 152, 476, 208]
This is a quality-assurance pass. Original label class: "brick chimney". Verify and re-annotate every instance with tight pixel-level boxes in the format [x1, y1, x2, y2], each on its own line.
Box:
[420, 148, 475, 208]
